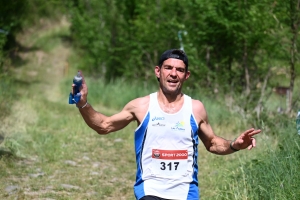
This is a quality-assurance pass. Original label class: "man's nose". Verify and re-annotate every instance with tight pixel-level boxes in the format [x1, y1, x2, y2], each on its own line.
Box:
[170, 68, 177, 76]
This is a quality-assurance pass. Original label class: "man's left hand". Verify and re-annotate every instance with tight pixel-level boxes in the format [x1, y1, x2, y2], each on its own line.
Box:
[232, 128, 261, 150]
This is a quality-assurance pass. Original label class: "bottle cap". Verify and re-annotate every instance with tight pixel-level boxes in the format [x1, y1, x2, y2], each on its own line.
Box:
[74, 72, 82, 82]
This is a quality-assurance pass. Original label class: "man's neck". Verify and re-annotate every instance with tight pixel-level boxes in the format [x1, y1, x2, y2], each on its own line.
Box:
[157, 90, 184, 113]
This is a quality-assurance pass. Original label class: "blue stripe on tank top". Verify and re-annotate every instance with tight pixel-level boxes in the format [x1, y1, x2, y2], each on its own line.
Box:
[134, 112, 150, 200]
[187, 114, 200, 199]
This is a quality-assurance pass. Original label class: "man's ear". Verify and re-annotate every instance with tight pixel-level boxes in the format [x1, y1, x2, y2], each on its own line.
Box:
[185, 71, 191, 80]
[155, 66, 160, 79]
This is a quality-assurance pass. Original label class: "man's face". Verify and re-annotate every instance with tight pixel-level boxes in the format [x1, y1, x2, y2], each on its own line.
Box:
[155, 58, 190, 95]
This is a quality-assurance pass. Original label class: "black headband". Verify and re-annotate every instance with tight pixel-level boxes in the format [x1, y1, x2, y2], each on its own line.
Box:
[158, 49, 188, 70]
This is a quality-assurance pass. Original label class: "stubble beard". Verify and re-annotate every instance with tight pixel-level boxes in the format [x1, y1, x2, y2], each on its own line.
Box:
[160, 81, 182, 98]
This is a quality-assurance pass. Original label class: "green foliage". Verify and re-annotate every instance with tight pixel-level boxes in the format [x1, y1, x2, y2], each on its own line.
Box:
[218, 116, 300, 200]
[0, 75, 18, 120]
[1, 0, 299, 115]
[0, 0, 66, 68]
[68, 0, 187, 81]
[68, 0, 299, 117]
[0, 0, 26, 66]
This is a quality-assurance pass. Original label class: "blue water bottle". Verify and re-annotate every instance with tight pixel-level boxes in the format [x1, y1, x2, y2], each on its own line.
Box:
[296, 110, 300, 135]
[69, 71, 82, 104]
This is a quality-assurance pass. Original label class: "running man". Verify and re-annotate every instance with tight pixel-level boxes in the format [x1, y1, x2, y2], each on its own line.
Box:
[72, 49, 261, 200]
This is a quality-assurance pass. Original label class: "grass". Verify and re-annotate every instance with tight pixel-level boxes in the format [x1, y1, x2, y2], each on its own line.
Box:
[217, 121, 300, 200]
[0, 74, 21, 121]
[0, 18, 299, 200]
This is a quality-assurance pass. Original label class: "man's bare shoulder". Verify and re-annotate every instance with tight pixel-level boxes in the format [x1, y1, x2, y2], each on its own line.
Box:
[124, 95, 150, 122]
[191, 99, 205, 111]
[123, 95, 150, 114]
[191, 99, 207, 123]
[127, 95, 150, 108]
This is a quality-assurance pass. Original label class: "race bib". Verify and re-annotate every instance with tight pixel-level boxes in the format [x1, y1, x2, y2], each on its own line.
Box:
[151, 149, 188, 177]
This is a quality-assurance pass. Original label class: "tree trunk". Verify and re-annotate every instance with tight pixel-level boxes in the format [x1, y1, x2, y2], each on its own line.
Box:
[287, 0, 300, 115]
[243, 40, 250, 96]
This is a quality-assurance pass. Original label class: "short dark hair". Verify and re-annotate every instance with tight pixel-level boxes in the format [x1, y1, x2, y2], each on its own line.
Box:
[158, 49, 188, 71]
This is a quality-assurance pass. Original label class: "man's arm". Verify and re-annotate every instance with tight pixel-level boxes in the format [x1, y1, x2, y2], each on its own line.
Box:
[193, 100, 261, 155]
[72, 71, 137, 134]
[78, 101, 136, 134]
[197, 110, 234, 155]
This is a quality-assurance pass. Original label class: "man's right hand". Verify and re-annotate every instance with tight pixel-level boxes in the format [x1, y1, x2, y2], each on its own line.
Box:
[72, 70, 88, 107]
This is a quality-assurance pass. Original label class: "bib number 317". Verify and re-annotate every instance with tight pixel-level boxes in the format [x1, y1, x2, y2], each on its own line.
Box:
[160, 161, 180, 170]
[152, 149, 188, 177]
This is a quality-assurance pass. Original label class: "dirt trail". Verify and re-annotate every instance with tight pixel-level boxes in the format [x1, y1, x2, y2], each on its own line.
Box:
[1, 17, 71, 140]
[1, 17, 136, 200]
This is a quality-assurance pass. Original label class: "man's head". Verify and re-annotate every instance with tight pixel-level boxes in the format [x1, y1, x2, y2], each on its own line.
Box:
[155, 49, 190, 95]
[158, 49, 188, 71]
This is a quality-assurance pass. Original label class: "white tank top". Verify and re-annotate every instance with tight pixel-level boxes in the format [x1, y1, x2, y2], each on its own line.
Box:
[134, 92, 200, 200]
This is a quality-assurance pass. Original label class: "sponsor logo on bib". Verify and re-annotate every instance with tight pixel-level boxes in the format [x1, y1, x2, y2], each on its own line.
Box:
[171, 121, 185, 131]
[151, 149, 188, 177]
[152, 116, 165, 121]
[152, 149, 188, 160]
[152, 122, 166, 127]
[153, 150, 161, 158]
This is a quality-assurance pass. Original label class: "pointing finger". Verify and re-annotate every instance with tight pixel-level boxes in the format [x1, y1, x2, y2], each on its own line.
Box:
[247, 129, 261, 137]
[242, 128, 261, 137]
